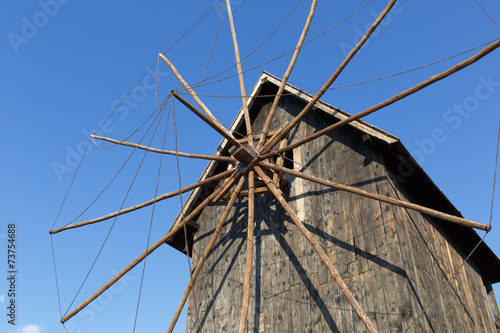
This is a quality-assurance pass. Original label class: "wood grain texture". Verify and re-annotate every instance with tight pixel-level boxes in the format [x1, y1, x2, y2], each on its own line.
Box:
[185, 95, 498, 332]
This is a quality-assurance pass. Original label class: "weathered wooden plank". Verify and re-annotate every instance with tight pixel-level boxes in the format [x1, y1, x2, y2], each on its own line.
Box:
[371, 161, 416, 332]
[383, 175, 434, 333]
[290, 284, 304, 332]
[465, 261, 491, 331]
[348, 261, 364, 332]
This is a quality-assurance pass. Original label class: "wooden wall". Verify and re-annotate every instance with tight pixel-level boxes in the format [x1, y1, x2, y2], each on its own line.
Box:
[186, 94, 497, 332]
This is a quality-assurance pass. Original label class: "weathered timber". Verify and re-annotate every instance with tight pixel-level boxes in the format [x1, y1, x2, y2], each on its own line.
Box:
[258, 0, 318, 148]
[262, 38, 500, 159]
[91, 134, 236, 162]
[261, 0, 397, 153]
[225, 0, 253, 145]
[260, 161, 491, 231]
[254, 165, 379, 333]
[50, 168, 235, 234]
[159, 54, 239, 147]
[60, 169, 236, 323]
[238, 171, 255, 333]
[167, 177, 246, 333]
[183, 74, 500, 333]
[171, 91, 241, 149]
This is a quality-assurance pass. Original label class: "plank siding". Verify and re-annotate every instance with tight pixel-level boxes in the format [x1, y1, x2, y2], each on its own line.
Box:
[186, 94, 498, 332]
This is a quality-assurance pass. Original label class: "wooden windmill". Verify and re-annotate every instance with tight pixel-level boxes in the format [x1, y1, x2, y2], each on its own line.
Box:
[51, 0, 500, 332]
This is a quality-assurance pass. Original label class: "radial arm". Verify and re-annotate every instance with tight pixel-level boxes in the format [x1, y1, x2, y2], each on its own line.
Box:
[262, 39, 500, 159]
[50, 168, 236, 234]
[260, 161, 491, 231]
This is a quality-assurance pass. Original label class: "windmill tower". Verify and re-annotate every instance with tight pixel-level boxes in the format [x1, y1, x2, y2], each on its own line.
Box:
[50, 1, 500, 332]
[165, 72, 500, 332]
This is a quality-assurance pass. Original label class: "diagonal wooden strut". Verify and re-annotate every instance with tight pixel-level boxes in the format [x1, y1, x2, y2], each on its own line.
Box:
[60, 169, 237, 324]
[225, 0, 253, 146]
[261, 0, 397, 154]
[159, 53, 241, 149]
[91, 134, 236, 162]
[260, 161, 491, 232]
[50, 168, 236, 234]
[172, 91, 258, 168]
[239, 170, 255, 333]
[258, 0, 318, 148]
[167, 177, 247, 333]
[171, 91, 242, 149]
[253, 165, 379, 333]
[262, 38, 500, 160]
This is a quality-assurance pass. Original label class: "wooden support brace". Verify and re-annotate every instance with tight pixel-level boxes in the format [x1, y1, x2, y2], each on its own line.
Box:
[225, 0, 253, 146]
[262, 38, 500, 160]
[172, 91, 242, 149]
[91, 134, 236, 162]
[222, 185, 270, 200]
[60, 169, 237, 324]
[239, 170, 255, 333]
[258, 0, 318, 148]
[50, 168, 236, 234]
[213, 169, 244, 202]
[261, 0, 397, 153]
[237, 129, 283, 145]
[167, 177, 247, 333]
[261, 161, 492, 232]
[273, 137, 289, 187]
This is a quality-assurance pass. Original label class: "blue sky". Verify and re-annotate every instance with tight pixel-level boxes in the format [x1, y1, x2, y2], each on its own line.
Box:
[1, 0, 499, 332]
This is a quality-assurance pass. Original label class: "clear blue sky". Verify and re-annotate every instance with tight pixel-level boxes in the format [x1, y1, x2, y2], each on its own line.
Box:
[1, 1, 499, 332]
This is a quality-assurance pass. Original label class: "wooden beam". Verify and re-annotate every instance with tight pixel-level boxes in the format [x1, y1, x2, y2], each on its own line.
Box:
[222, 184, 270, 200]
[261, 0, 397, 153]
[239, 170, 255, 333]
[159, 53, 242, 149]
[171, 91, 241, 149]
[258, 0, 318, 148]
[225, 0, 253, 147]
[236, 129, 283, 145]
[91, 134, 236, 162]
[172, 91, 258, 168]
[261, 161, 492, 232]
[167, 177, 247, 333]
[60, 169, 236, 324]
[253, 165, 379, 333]
[273, 138, 288, 187]
[485, 279, 500, 325]
[50, 168, 235, 234]
[213, 169, 244, 202]
[262, 38, 500, 160]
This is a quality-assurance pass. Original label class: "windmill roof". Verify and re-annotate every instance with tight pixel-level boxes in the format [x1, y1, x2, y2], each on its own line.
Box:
[166, 71, 500, 284]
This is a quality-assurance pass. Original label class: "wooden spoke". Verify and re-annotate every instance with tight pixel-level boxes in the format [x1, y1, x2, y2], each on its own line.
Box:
[237, 129, 283, 145]
[225, 0, 253, 146]
[258, 0, 318, 148]
[239, 170, 255, 333]
[91, 134, 236, 162]
[167, 177, 247, 333]
[261, 0, 398, 154]
[253, 165, 379, 333]
[261, 38, 500, 160]
[261, 161, 492, 231]
[273, 138, 288, 187]
[50, 168, 236, 234]
[171, 90, 242, 149]
[60, 170, 236, 324]
[159, 54, 241, 148]
[214, 169, 244, 202]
